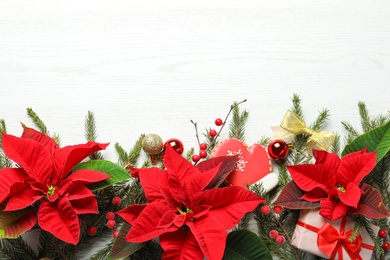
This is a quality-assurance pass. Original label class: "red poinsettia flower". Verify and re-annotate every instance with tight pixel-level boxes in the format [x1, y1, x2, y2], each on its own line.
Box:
[116, 145, 265, 260]
[0, 125, 110, 244]
[286, 149, 377, 220]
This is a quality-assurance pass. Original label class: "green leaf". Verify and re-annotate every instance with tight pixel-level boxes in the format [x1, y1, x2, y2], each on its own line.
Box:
[108, 222, 144, 259]
[223, 230, 272, 260]
[73, 160, 130, 191]
[273, 181, 320, 209]
[342, 121, 390, 163]
[0, 206, 36, 238]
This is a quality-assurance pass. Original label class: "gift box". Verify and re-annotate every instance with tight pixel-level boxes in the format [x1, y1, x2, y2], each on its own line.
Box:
[291, 209, 379, 260]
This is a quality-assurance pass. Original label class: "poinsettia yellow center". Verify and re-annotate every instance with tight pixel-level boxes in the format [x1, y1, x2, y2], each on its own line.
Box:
[47, 185, 56, 196]
[177, 207, 192, 215]
[337, 186, 346, 193]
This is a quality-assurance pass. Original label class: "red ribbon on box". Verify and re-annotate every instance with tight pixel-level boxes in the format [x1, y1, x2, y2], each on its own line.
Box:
[297, 217, 374, 260]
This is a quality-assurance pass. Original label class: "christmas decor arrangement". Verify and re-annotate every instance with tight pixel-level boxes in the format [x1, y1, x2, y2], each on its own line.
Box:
[0, 94, 389, 260]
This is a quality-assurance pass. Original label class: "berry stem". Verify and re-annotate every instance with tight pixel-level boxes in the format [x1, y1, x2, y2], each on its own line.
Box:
[209, 99, 247, 150]
[275, 217, 300, 260]
[190, 120, 201, 147]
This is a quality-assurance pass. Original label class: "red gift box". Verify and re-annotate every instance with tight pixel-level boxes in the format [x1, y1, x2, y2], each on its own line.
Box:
[291, 209, 379, 260]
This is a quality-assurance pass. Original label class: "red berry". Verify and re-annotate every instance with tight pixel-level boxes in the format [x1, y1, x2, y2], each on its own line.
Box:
[112, 196, 121, 206]
[106, 212, 115, 220]
[379, 229, 388, 239]
[192, 154, 200, 162]
[199, 143, 207, 150]
[273, 205, 283, 214]
[199, 150, 207, 158]
[276, 235, 286, 245]
[106, 219, 117, 229]
[261, 205, 271, 215]
[87, 226, 97, 236]
[382, 241, 390, 251]
[269, 230, 278, 238]
[209, 129, 217, 137]
[215, 118, 223, 126]
[113, 229, 119, 239]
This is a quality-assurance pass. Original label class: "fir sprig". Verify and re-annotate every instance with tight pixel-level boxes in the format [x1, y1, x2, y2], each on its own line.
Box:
[26, 107, 61, 146]
[85, 111, 104, 160]
[229, 101, 249, 141]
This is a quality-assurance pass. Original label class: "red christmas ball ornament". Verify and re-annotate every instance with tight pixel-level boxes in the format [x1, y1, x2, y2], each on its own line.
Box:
[192, 154, 200, 162]
[276, 235, 286, 245]
[269, 230, 279, 239]
[215, 118, 223, 126]
[164, 138, 184, 155]
[378, 229, 388, 239]
[199, 150, 207, 158]
[87, 226, 97, 236]
[113, 229, 119, 239]
[106, 212, 115, 220]
[106, 219, 117, 229]
[267, 139, 289, 160]
[209, 129, 217, 137]
[273, 205, 283, 214]
[261, 205, 271, 215]
[382, 241, 390, 251]
[199, 143, 207, 150]
[112, 196, 121, 206]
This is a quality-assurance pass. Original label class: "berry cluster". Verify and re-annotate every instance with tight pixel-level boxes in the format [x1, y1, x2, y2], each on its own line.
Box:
[191, 118, 223, 163]
[378, 229, 390, 252]
[87, 196, 122, 238]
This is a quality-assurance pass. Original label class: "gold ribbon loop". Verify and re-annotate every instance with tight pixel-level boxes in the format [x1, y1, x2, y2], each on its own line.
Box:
[280, 110, 335, 155]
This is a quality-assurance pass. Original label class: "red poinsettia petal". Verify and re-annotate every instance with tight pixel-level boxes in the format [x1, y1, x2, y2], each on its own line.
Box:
[157, 210, 177, 229]
[4, 188, 43, 211]
[38, 198, 80, 245]
[186, 165, 221, 199]
[116, 204, 147, 225]
[59, 183, 95, 201]
[21, 124, 58, 153]
[164, 145, 199, 187]
[138, 167, 169, 203]
[300, 187, 328, 202]
[124, 201, 177, 243]
[319, 197, 350, 220]
[2, 133, 53, 183]
[64, 169, 110, 184]
[313, 150, 341, 167]
[337, 149, 376, 187]
[287, 164, 335, 193]
[187, 217, 228, 260]
[338, 182, 363, 208]
[52, 142, 109, 184]
[202, 186, 264, 229]
[160, 229, 204, 260]
[70, 196, 99, 214]
[159, 184, 180, 209]
[0, 168, 28, 203]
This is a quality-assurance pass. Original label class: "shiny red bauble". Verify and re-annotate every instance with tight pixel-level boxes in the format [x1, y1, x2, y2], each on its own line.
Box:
[267, 139, 289, 160]
[164, 138, 184, 155]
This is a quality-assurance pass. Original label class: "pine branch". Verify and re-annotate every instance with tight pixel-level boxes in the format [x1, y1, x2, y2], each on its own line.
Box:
[358, 102, 371, 133]
[290, 94, 303, 119]
[257, 136, 271, 146]
[330, 133, 341, 156]
[26, 108, 48, 134]
[130, 240, 163, 260]
[0, 236, 38, 260]
[309, 108, 331, 130]
[84, 111, 103, 160]
[228, 101, 249, 141]
[341, 121, 360, 138]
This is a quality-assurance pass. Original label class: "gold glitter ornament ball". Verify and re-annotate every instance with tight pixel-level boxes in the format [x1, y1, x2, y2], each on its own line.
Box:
[142, 134, 164, 155]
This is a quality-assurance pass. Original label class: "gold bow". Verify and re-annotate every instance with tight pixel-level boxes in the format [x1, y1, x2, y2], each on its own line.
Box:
[279, 110, 335, 155]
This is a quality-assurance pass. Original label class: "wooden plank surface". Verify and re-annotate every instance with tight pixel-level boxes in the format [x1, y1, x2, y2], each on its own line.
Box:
[0, 0, 389, 160]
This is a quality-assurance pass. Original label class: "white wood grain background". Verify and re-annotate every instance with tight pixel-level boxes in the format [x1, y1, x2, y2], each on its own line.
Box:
[1, 0, 390, 162]
[1, 0, 390, 258]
